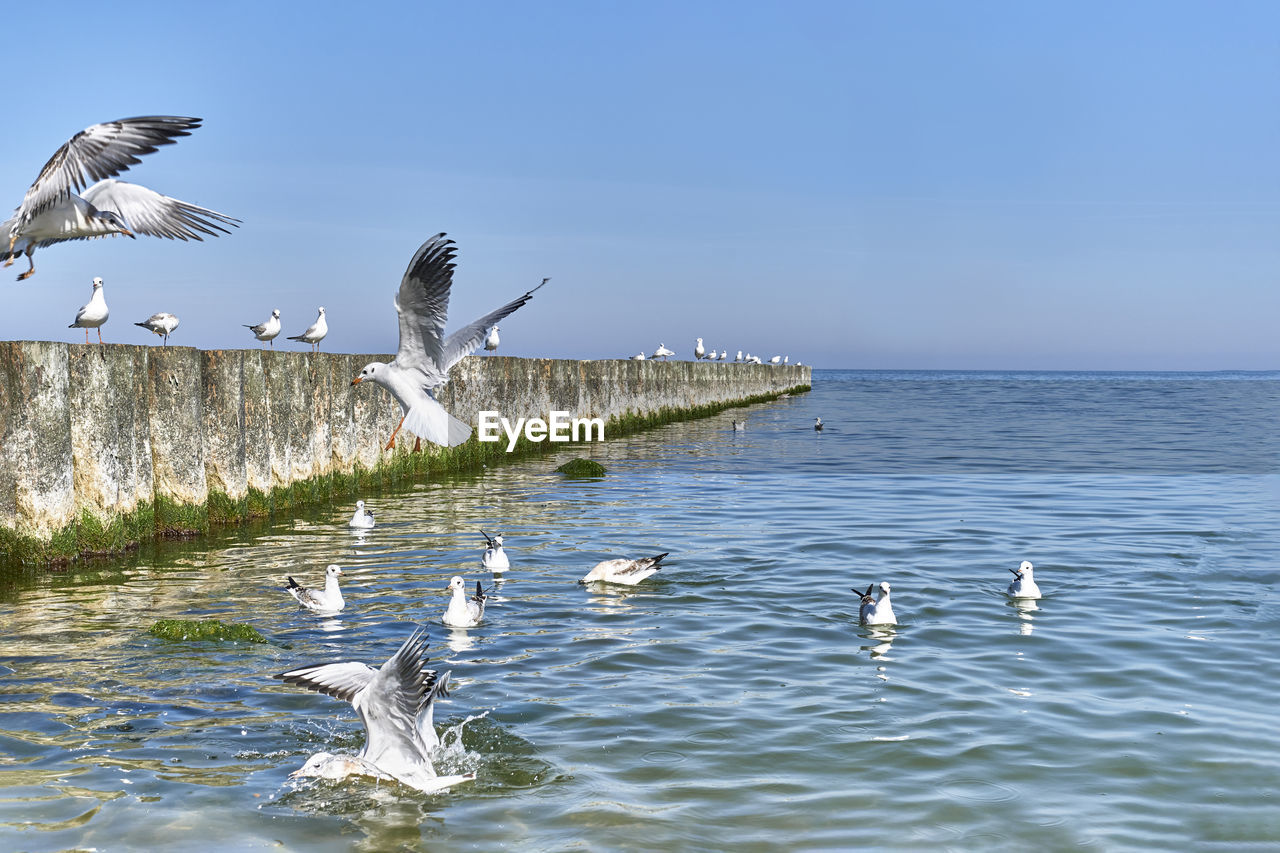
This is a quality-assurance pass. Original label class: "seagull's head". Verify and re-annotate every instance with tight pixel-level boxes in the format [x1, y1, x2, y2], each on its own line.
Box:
[91, 277, 103, 289]
[352, 362, 385, 386]
[1013, 560, 1034, 581]
[449, 575, 465, 592]
[95, 209, 134, 238]
[878, 581, 892, 596]
[326, 564, 343, 578]
[494, 534, 504, 546]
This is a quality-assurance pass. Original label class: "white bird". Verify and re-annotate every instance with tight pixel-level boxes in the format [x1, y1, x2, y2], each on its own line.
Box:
[732, 419, 746, 431]
[287, 306, 328, 353]
[3, 116, 238, 282]
[351, 235, 548, 450]
[134, 311, 179, 345]
[245, 309, 281, 347]
[348, 500, 375, 529]
[630, 352, 647, 361]
[770, 355, 782, 365]
[718, 350, 728, 361]
[857, 581, 897, 626]
[274, 628, 475, 792]
[484, 324, 500, 352]
[68, 276, 110, 343]
[285, 564, 345, 613]
[814, 417, 824, 431]
[708, 349, 718, 360]
[1007, 560, 1042, 599]
[694, 338, 705, 360]
[481, 530, 510, 573]
[580, 552, 667, 585]
[442, 576, 487, 628]
[652, 343, 674, 360]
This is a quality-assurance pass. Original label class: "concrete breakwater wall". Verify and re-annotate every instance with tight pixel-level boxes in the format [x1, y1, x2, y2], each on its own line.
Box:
[0, 341, 810, 564]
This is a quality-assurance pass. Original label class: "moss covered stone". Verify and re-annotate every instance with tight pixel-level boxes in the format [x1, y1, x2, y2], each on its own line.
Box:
[147, 619, 267, 643]
[556, 458, 608, 477]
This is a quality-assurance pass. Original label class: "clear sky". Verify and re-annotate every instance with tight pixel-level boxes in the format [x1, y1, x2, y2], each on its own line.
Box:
[2, 1, 1277, 369]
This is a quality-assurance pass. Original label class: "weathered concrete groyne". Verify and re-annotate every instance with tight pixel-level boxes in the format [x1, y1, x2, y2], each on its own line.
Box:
[0, 342, 809, 564]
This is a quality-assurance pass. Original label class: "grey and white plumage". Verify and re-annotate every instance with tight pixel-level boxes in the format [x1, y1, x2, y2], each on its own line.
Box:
[857, 581, 896, 626]
[631, 352, 646, 360]
[134, 311, 179, 345]
[480, 530, 509, 572]
[68, 276, 109, 343]
[484, 325, 500, 352]
[350, 235, 548, 450]
[694, 338, 705, 360]
[274, 628, 474, 792]
[652, 343, 674, 360]
[3, 116, 239, 281]
[732, 419, 746, 432]
[580, 552, 667, 585]
[287, 306, 327, 352]
[1007, 560, 1042, 599]
[718, 350, 728, 361]
[245, 309, 281, 346]
[348, 500, 375, 529]
[286, 564, 345, 612]
[442, 576, 486, 628]
[814, 417, 824, 431]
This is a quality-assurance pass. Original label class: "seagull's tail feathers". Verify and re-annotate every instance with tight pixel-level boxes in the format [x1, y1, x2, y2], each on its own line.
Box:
[403, 397, 472, 448]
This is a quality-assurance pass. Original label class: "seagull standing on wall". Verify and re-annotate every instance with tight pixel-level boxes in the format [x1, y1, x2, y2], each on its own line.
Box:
[351, 234, 549, 450]
[287, 307, 328, 352]
[245, 309, 281, 347]
[134, 311, 179, 345]
[3, 116, 239, 281]
[68, 277, 109, 343]
[653, 343, 674, 360]
[484, 325, 500, 352]
[694, 338, 705, 360]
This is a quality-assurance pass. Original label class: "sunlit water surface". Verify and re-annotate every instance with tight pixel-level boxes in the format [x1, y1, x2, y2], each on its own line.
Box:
[3, 370, 1280, 851]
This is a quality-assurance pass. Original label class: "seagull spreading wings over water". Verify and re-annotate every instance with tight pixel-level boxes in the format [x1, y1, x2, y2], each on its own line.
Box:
[3, 116, 239, 281]
[351, 234, 549, 450]
[274, 628, 474, 792]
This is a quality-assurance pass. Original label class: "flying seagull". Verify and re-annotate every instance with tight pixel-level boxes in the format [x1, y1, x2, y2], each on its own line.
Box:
[134, 311, 179, 345]
[351, 233, 549, 450]
[274, 628, 474, 792]
[288, 306, 328, 352]
[3, 116, 239, 281]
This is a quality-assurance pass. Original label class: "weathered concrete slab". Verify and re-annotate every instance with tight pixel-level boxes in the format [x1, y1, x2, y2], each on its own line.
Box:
[147, 347, 208, 534]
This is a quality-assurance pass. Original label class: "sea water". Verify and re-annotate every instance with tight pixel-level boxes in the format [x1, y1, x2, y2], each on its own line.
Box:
[2, 370, 1278, 851]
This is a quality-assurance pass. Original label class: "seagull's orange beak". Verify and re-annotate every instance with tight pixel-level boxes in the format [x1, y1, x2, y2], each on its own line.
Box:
[350, 376, 363, 386]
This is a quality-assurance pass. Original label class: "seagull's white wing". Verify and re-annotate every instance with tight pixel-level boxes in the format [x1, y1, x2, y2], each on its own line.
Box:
[394, 234, 456, 378]
[15, 116, 202, 227]
[356, 629, 440, 768]
[275, 660, 378, 703]
[439, 277, 549, 370]
[81, 179, 240, 241]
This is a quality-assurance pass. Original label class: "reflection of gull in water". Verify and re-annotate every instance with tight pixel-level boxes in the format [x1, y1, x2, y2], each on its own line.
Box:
[1007, 560, 1041, 599]
[275, 628, 474, 792]
[580, 553, 667, 585]
[285, 564, 345, 613]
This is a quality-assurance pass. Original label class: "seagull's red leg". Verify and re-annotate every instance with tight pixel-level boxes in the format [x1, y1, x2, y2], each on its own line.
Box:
[84, 329, 89, 344]
[97, 328, 103, 344]
[413, 436, 421, 453]
[384, 415, 406, 451]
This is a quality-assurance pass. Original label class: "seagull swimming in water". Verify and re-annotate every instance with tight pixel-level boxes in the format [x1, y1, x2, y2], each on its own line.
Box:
[442, 576, 487, 628]
[134, 311, 179, 345]
[244, 309, 281, 347]
[481, 530, 509, 573]
[350, 234, 549, 450]
[287, 306, 328, 353]
[1007, 560, 1042, 599]
[68, 276, 109, 343]
[580, 552, 667, 585]
[857, 581, 896, 625]
[814, 417, 824, 431]
[348, 500, 375, 529]
[274, 627, 474, 792]
[285, 565, 345, 613]
[3, 116, 239, 282]
[652, 343, 674, 360]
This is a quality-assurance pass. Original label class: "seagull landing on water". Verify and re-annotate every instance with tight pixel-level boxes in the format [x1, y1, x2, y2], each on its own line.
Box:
[481, 530, 509, 573]
[580, 552, 667, 585]
[856, 581, 897, 625]
[245, 309, 281, 347]
[442, 576, 487, 628]
[348, 500, 375, 529]
[274, 628, 475, 792]
[694, 338, 705, 360]
[287, 307, 328, 353]
[134, 311, 179, 345]
[68, 277, 108, 343]
[814, 417, 823, 431]
[350, 235, 549, 451]
[3, 116, 239, 282]
[1007, 560, 1042, 599]
[285, 565, 345, 613]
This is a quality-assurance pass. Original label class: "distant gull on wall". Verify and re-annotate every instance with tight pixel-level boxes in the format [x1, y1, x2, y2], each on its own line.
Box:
[68, 276, 109, 343]
[694, 338, 705, 359]
[287, 307, 328, 352]
[244, 309, 281, 347]
[3, 116, 239, 281]
[653, 343, 674, 360]
[484, 324, 500, 351]
[134, 311, 179, 345]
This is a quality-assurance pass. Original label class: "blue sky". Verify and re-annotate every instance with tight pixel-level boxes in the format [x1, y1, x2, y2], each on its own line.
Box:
[2, 1, 1277, 369]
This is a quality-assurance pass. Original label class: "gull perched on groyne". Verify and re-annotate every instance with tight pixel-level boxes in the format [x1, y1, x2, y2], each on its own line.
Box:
[68, 277, 109, 343]
[244, 309, 281, 347]
[1007, 561, 1042, 599]
[484, 325, 500, 352]
[285, 564, 345, 613]
[652, 343, 674, 360]
[3, 116, 239, 281]
[274, 628, 474, 792]
[442, 576, 487, 628]
[287, 307, 328, 352]
[481, 530, 510, 573]
[134, 311, 179, 345]
[351, 233, 548, 450]
[580, 552, 667, 585]
[694, 338, 706, 360]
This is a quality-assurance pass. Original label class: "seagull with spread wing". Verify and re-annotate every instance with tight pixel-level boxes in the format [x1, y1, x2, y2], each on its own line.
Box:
[3, 115, 239, 281]
[274, 627, 474, 792]
[351, 233, 549, 450]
